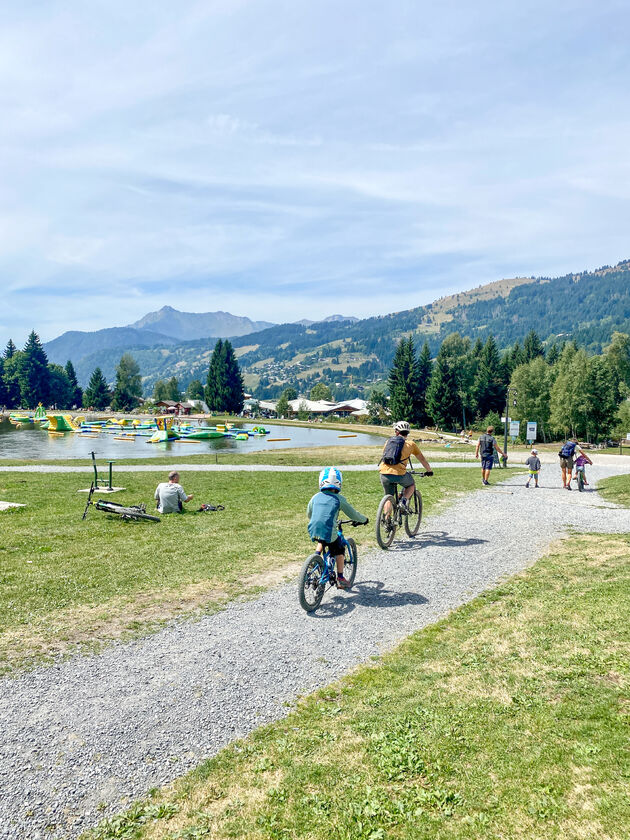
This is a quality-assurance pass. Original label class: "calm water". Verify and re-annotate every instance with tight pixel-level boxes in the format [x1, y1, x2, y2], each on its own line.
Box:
[0, 418, 381, 460]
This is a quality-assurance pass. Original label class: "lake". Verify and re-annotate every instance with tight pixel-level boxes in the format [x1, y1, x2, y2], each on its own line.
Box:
[0, 418, 382, 460]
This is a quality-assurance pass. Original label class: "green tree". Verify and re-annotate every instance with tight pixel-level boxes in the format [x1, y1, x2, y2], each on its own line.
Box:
[111, 353, 142, 412]
[3, 339, 16, 359]
[581, 356, 618, 441]
[186, 379, 205, 400]
[165, 376, 180, 402]
[153, 379, 169, 401]
[64, 360, 82, 407]
[275, 392, 290, 417]
[509, 357, 553, 441]
[473, 336, 506, 418]
[416, 341, 433, 427]
[0, 357, 7, 406]
[549, 346, 589, 438]
[205, 339, 244, 413]
[48, 364, 75, 408]
[2, 352, 23, 408]
[310, 382, 333, 401]
[83, 367, 111, 410]
[367, 386, 389, 425]
[283, 386, 297, 401]
[18, 331, 51, 408]
[546, 343, 560, 366]
[612, 399, 630, 441]
[388, 337, 421, 424]
[297, 400, 309, 421]
[425, 333, 472, 430]
[523, 330, 544, 362]
[604, 332, 630, 393]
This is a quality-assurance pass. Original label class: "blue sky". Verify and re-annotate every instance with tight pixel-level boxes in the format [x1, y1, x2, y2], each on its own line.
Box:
[1, 0, 629, 348]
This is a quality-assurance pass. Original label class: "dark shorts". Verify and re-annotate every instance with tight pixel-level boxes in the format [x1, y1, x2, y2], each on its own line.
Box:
[481, 457, 494, 470]
[313, 536, 344, 556]
[560, 456, 574, 470]
[380, 472, 414, 496]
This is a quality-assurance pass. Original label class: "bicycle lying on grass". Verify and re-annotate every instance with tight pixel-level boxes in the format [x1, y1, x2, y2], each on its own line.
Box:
[82, 483, 161, 522]
[375, 470, 428, 549]
[298, 519, 366, 613]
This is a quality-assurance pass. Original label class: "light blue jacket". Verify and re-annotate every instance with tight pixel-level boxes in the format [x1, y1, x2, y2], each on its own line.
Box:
[307, 490, 367, 543]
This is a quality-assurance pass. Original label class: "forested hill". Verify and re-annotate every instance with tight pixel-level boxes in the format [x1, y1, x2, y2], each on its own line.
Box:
[66, 260, 630, 396]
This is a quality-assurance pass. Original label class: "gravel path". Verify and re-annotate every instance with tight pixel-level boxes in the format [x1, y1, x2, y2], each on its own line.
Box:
[1, 463, 629, 839]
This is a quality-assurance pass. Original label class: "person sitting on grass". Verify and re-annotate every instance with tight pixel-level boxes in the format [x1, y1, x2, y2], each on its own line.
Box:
[573, 451, 593, 486]
[307, 467, 368, 590]
[524, 448, 541, 488]
[154, 471, 193, 514]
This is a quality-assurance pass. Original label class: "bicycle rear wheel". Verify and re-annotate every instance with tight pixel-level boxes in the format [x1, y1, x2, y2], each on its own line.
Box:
[124, 510, 161, 522]
[298, 554, 326, 612]
[404, 489, 423, 537]
[343, 538, 358, 587]
[376, 495, 397, 549]
[577, 471, 585, 492]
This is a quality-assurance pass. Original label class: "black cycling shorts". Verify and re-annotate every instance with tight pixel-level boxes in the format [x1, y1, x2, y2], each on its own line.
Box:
[313, 536, 344, 556]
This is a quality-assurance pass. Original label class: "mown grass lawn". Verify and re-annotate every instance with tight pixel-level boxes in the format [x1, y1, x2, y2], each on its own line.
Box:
[85, 533, 630, 840]
[0, 467, 480, 672]
[598, 473, 630, 507]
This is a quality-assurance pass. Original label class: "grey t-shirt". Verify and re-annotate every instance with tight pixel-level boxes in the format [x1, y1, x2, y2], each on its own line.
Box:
[478, 434, 497, 459]
[154, 482, 187, 513]
[525, 456, 541, 472]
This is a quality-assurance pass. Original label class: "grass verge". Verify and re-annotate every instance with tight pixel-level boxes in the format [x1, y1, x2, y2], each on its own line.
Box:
[84, 532, 630, 840]
[0, 467, 479, 673]
[598, 473, 630, 508]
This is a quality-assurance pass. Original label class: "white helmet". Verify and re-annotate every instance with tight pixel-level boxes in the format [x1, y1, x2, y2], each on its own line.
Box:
[394, 420, 410, 433]
[319, 466, 342, 491]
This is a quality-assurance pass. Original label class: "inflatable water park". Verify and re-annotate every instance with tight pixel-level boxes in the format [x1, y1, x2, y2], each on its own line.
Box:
[7, 406, 271, 443]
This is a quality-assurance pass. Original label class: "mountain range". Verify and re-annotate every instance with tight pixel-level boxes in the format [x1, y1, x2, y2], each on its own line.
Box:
[43, 260, 630, 396]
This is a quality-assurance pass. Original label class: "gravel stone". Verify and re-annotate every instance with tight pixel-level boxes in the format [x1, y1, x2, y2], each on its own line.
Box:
[0, 463, 629, 839]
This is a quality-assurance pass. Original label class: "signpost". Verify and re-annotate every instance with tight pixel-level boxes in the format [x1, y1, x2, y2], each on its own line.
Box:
[509, 420, 520, 441]
[527, 421, 537, 444]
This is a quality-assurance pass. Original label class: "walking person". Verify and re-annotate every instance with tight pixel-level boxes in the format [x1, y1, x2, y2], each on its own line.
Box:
[525, 448, 541, 488]
[475, 425, 506, 486]
[558, 437, 587, 490]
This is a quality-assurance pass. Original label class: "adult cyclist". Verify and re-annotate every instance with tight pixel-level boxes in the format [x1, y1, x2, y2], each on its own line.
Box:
[378, 421, 433, 512]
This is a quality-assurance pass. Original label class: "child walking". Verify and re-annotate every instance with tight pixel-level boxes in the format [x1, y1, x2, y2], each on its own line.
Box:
[525, 449, 541, 488]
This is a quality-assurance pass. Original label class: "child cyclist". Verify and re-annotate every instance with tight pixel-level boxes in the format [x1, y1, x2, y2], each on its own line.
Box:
[307, 467, 368, 590]
[524, 448, 541, 488]
[573, 450, 593, 486]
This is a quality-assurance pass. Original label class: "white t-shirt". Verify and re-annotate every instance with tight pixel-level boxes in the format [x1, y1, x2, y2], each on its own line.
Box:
[154, 482, 187, 513]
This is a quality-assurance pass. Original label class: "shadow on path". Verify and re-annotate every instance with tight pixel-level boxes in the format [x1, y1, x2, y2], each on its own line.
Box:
[309, 579, 428, 619]
[388, 531, 489, 550]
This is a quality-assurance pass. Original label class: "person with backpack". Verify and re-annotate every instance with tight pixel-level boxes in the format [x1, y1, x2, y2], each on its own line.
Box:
[475, 425, 506, 486]
[378, 420, 433, 512]
[558, 437, 585, 490]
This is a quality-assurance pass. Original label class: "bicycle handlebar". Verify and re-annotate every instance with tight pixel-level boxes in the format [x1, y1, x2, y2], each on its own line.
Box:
[338, 519, 367, 527]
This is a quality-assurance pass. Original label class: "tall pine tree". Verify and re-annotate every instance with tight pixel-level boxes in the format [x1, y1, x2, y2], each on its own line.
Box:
[416, 341, 433, 427]
[3, 339, 16, 359]
[388, 337, 420, 424]
[18, 331, 51, 408]
[523, 330, 544, 362]
[223, 340, 245, 414]
[64, 360, 83, 407]
[206, 339, 225, 410]
[48, 364, 75, 408]
[83, 367, 111, 410]
[473, 336, 506, 417]
[0, 357, 7, 406]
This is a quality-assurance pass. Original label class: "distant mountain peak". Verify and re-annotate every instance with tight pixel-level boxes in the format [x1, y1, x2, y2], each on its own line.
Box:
[128, 307, 275, 341]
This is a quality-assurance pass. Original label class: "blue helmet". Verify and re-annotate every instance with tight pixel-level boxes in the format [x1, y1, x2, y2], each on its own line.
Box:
[318, 466, 342, 491]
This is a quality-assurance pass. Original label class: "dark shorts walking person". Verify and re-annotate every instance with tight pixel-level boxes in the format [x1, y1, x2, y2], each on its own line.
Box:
[475, 426, 506, 486]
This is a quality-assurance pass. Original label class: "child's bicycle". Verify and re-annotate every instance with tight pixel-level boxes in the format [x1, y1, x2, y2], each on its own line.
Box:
[375, 470, 427, 549]
[574, 465, 587, 492]
[82, 483, 161, 522]
[298, 519, 365, 613]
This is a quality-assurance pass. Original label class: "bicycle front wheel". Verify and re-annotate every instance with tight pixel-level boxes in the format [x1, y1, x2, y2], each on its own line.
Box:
[376, 495, 397, 549]
[577, 471, 584, 492]
[125, 510, 161, 522]
[298, 554, 326, 612]
[343, 538, 358, 587]
[404, 489, 423, 537]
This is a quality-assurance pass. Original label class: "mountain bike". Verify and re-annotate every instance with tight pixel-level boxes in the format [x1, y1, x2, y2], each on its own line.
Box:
[82, 483, 161, 522]
[375, 471, 427, 549]
[298, 520, 365, 613]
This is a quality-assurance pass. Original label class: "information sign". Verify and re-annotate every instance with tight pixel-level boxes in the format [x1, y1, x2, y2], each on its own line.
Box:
[526, 421, 537, 442]
[509, 420, 520, 438]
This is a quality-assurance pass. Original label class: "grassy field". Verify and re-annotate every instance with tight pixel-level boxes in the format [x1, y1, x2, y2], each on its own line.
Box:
[0, 467, 480, 673]
[598, 473, 630, 507]
[85, 532, 630, 840]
